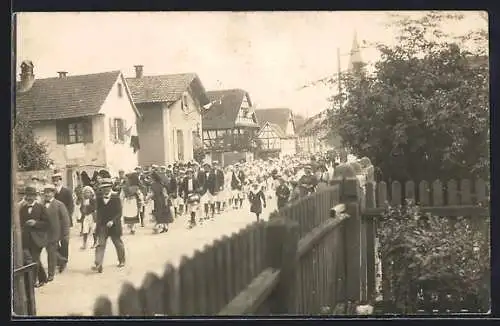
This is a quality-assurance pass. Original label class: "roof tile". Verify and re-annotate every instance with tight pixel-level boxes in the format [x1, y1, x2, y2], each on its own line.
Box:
[126, 73, 205, 104]
[16, 71, 121, 121]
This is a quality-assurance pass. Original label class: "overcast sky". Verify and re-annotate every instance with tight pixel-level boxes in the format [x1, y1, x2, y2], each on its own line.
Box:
[15, 11, 486, 117]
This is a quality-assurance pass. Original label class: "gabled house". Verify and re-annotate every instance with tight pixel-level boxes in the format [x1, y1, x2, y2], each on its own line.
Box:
[202, 89, 260, 165]
[15, 61, 141, 189]
[126, 66, 209, 165]
[254, 108, 297, 158]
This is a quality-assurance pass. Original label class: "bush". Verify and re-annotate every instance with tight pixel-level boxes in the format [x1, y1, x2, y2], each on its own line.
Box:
[14, 114, 51, 171]
[377, 202, 490, 314]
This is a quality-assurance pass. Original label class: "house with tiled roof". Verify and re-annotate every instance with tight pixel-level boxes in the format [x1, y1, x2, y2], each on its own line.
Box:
[254, 108, 297, 158]
[126, 65, 209, 165]
[15, 61, 141, 187]
[202, 89, 260, 165]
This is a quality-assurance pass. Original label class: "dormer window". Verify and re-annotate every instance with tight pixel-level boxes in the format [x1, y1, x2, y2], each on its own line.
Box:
[117, 83, 123, 98]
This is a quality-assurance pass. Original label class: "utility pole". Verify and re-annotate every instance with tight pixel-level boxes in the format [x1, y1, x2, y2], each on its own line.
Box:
[337, 47, 342, 110]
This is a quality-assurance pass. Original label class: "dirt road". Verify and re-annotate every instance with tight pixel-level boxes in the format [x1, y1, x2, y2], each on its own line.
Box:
[35, 200, 276, 316]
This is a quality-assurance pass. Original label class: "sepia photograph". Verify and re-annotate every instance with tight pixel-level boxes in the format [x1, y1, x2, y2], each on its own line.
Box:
[12, 11, 490, 317]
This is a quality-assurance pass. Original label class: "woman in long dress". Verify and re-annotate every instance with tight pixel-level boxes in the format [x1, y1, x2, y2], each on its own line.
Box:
[248, 182, 266, 222]
[149, 172, 173, 233]
[120, 173, 144, 235]
[79, 186, 97, 249]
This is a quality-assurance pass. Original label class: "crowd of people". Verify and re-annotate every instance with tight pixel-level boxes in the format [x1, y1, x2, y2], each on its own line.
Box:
[16, 151, 341, 287]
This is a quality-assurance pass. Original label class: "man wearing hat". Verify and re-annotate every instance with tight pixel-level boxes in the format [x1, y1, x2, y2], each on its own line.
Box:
[19, 185, 50, 286]
[198, 162, 214, 220]
[180, 167, 201, 228]
[42, 183, 70, 281]
[52, 173, 74, 227]
[230, 164, 246, 209]
[275, 176, 291, 209]
[30, 176, 44, 203]
[298, 164, 318, 197]
[92, 178, 125, 273]
[212, 161, 225, 215]
[52, 172, 74, 273]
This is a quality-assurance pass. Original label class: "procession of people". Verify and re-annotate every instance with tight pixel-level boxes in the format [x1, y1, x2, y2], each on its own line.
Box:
[16, 151, 341, 287]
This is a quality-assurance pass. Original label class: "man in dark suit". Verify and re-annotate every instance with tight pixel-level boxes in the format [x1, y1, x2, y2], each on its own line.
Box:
[231, 164, 246, 209]
[92, 178, 125, 273]
[52, 172, 74, 273]
[20, 185, 49, 287]
[180, 168, 201, 228]
[212, 161, 225, 214]
[42, 184, 70, 282]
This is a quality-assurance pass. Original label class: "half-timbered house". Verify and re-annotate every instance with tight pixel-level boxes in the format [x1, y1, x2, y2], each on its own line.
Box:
[254, 108, 297, 159]
[202, 89, 260, 166]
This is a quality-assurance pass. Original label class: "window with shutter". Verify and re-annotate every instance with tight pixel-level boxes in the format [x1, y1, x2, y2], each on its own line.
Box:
[109, 118, 115, 142]
[56, 118, 92, 144]
[111, 118, 125, 143]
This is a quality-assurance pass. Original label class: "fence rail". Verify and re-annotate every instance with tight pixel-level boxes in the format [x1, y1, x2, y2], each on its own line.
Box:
[91, 182, 360, 316]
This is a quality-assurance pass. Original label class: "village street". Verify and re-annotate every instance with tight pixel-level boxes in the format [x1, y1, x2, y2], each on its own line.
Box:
[35, 201, 276, 316]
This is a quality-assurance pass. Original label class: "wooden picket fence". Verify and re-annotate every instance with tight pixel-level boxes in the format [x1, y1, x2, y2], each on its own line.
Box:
[360, 178, 491, 313]
[91, 181, 364, 316]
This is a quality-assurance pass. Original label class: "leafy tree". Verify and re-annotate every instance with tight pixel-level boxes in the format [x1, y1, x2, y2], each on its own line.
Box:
[14, 114, 51, 171]
[327, 12, 488, 182]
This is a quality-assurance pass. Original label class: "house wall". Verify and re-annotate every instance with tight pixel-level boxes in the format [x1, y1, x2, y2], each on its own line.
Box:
[166, 90, 202, 163]
[136, 103, 165, 166]
[280, 138, 297, 157]
[100, 74, 139, 175]
[32, 116, 107, 170]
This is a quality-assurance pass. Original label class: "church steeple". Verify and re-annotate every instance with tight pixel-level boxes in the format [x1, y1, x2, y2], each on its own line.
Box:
[348, 31, 363, 72]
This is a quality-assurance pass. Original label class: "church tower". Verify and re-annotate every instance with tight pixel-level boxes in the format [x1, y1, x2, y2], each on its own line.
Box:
[348, 31, 364, 73]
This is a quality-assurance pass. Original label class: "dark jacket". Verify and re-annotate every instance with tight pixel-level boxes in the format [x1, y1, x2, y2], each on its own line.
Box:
[206, 171, 218, 195]
[166, 177, 178, 197]
[197, 171, 210, 195]
[276, 184, 291, 200]
[95, 192, 123, 236]
[216, 169, 225, 192]
[180, 177, 200, 199]
[19, 202, 49, 249]
[249, 190, 266, 214]
[150, 181, 173, 224]
[231, 171, 245, 190]
[45, 198, 70, 243]
[55, 186, 74, 216]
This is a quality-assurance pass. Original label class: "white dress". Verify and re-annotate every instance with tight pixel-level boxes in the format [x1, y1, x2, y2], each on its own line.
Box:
[81, 199, 96, 234]
[121, 190, 142, 224]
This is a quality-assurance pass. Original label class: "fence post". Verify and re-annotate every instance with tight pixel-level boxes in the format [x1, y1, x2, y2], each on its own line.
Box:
[340, 176, 363, 306]
[266, 217, 300, 315]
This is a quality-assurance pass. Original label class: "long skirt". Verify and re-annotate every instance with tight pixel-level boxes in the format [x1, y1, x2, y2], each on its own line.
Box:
[124, 215, 140, 225]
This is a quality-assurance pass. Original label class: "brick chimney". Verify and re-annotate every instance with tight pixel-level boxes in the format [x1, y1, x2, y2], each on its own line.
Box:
[18, 60, 35, 92]
[57, 71, 68, 78]
[134, 65, 143, 78]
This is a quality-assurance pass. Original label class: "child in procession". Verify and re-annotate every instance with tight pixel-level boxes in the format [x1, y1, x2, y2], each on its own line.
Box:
[79, 186, 97, 249]
[248, 182, 266, 222]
